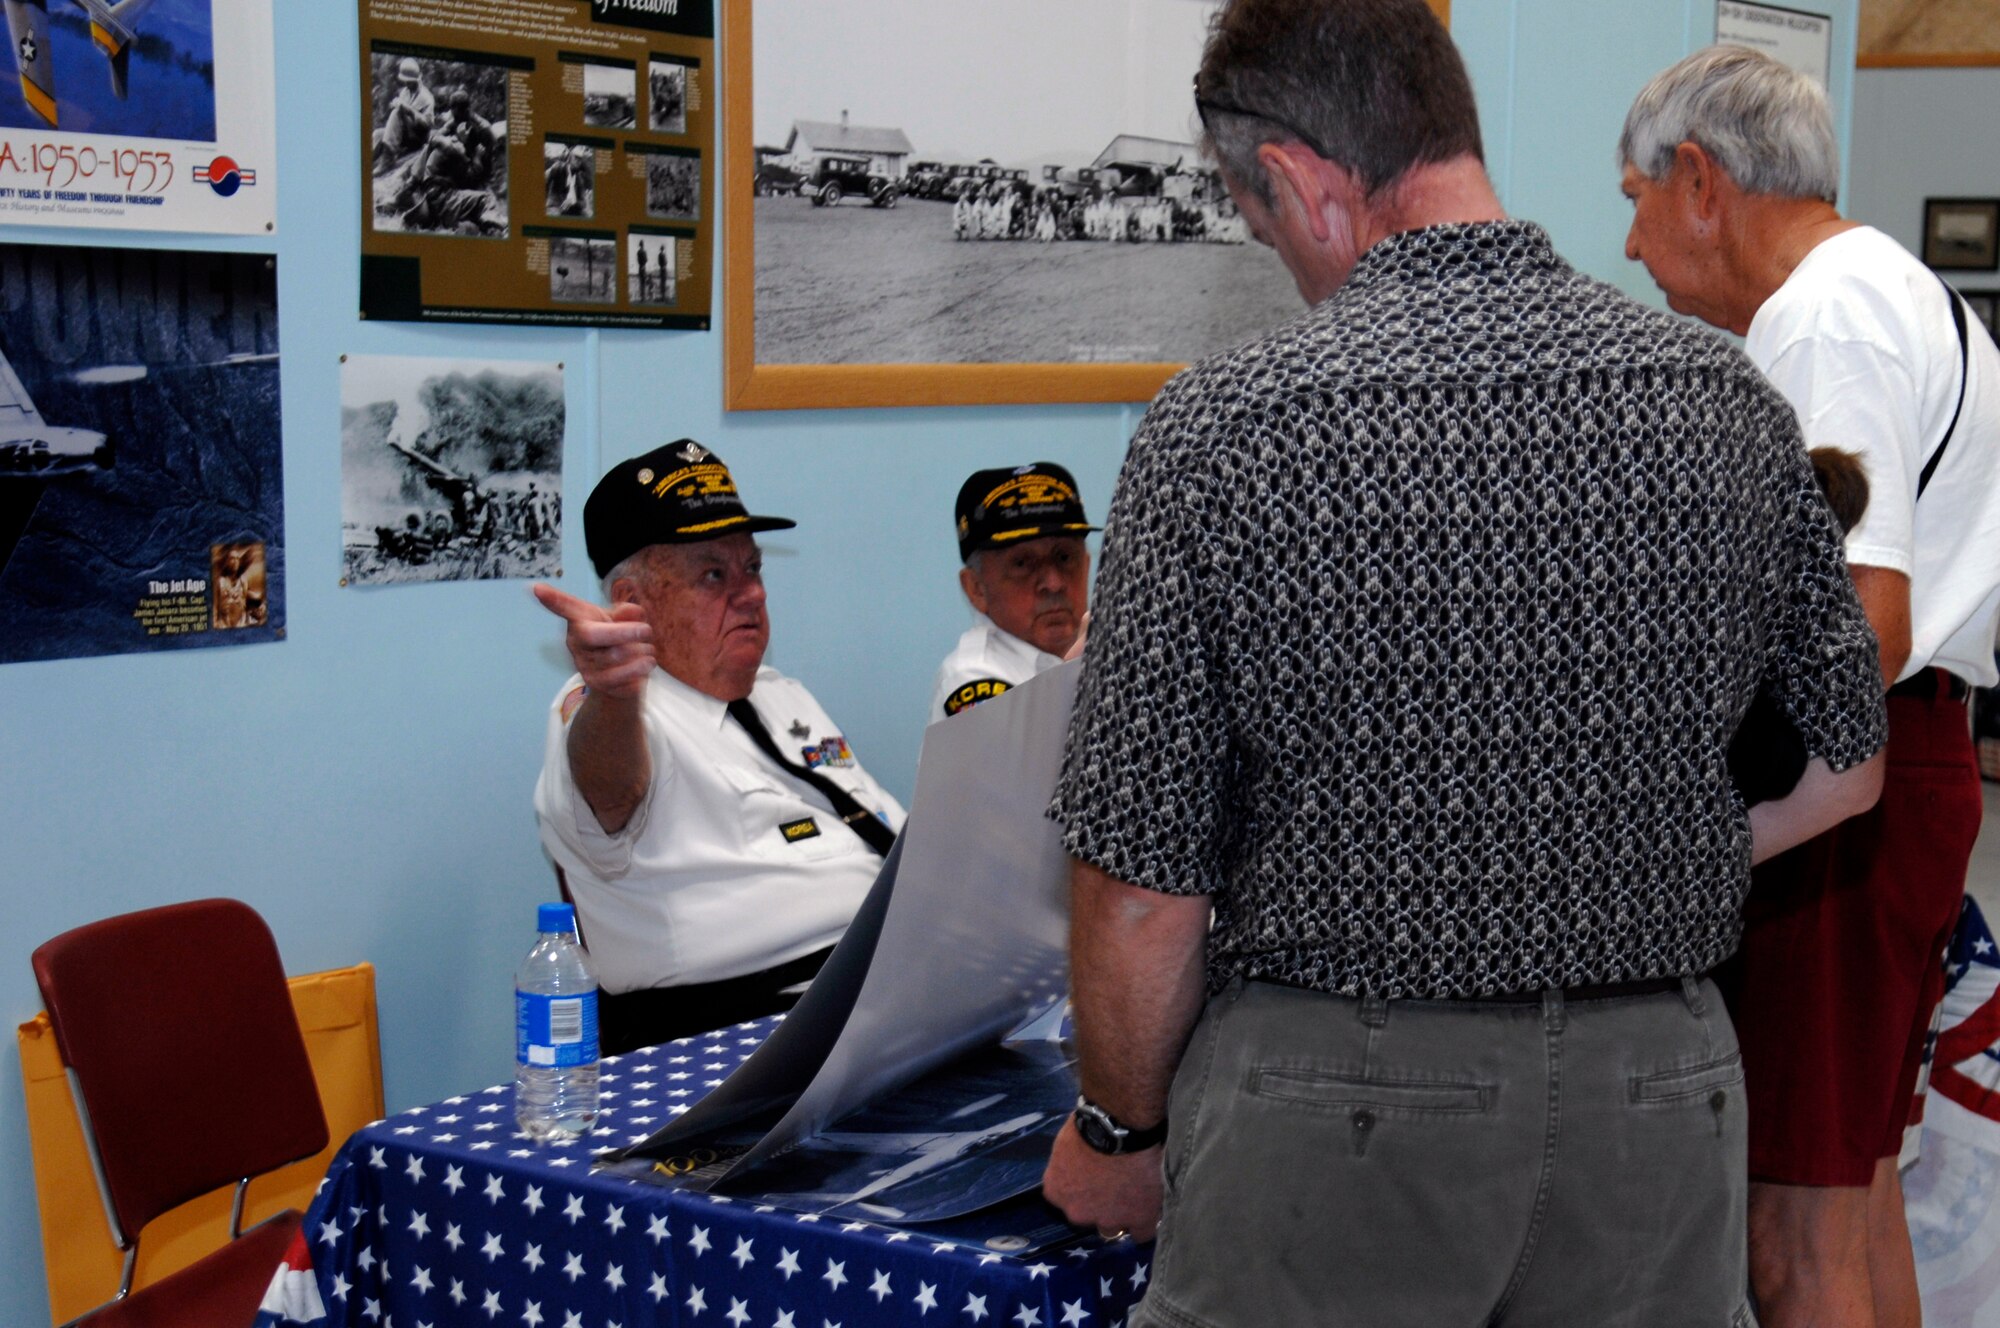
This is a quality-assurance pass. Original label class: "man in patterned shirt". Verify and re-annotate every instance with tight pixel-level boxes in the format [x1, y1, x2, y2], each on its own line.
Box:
[1039, 2, 1887, 1322]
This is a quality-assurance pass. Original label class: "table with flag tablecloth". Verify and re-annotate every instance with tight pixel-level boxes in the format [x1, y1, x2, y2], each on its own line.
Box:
[256, 1016, 1149, 1328]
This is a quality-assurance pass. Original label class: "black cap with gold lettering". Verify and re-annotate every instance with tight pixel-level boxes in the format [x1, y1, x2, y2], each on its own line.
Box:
[585, 440, 796, 577]
[955, 462, 1098, 563]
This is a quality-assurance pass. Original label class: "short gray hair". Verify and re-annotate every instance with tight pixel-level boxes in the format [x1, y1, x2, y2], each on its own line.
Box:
[600, 544, 666, 601]
[1619, 45, 1839, 204]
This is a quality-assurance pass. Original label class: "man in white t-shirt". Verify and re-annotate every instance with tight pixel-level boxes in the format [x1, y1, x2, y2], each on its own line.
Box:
[532, 440, 905, 1054]
[928, 462, 1099, 722]
[1622, 46, 2000, 1328]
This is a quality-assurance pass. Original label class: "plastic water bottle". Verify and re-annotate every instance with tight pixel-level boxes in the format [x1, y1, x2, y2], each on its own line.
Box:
[514, 902, 599, 1140]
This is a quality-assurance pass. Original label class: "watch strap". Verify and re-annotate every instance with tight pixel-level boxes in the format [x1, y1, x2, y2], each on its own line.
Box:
[1075, 1096, 1167, 1154]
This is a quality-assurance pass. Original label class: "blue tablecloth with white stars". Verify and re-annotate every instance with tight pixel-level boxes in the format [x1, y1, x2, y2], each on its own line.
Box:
[254, 1018, 1152, 1328]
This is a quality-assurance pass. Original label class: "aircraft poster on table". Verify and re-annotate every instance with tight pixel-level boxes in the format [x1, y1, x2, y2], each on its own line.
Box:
[0, 0, 275, 233]
[0, 241, 283, 665]
[356, 0, 714, 330]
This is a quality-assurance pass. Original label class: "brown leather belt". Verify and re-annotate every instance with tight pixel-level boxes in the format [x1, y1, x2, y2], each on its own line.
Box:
[1461, 975, 1689, 1005]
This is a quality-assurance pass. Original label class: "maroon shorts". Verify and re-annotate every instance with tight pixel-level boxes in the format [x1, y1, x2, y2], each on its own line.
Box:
[1720, 676, 1983, 1187]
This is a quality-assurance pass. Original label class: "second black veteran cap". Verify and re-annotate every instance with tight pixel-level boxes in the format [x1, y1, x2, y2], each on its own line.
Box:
[955, 462, 1099, 562]
[585, 439, 796, 577]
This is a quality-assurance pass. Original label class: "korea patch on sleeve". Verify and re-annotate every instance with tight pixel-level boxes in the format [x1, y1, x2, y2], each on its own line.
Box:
[943, 678, 1011, 717]
[779, 816, 821, 844]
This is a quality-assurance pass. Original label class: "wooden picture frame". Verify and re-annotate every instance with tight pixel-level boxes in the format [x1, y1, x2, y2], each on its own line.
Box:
[722, 0, 1448, 412]
[1924, 198, 2000, 272]
[1956, 290, 2000, 343]
[1859, 0, 2000, 67]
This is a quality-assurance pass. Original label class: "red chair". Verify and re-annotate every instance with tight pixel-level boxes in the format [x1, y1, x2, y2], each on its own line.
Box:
[32, 898, 330, 1327]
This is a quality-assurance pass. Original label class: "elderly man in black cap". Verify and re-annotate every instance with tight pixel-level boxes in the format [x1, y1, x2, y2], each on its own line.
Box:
[929, 463, 1099, 722]
[532, 441, 904, 1054]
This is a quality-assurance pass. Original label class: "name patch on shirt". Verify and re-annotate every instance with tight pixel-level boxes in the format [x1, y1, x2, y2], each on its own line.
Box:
[944, 678, 1011, 717]
[800, 736, 855, 769]
[779, 816, 822, 843]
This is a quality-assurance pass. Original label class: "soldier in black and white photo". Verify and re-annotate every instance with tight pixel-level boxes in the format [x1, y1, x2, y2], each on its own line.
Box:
[583, 62, 637, 130]
[550, 236, 617, 304]
[544, 142, 595, 219]
[628, 235, 678, 306]
[649, 59, 688, 135]
[644, 154, 701, 222]
[370, 57, 510, 239]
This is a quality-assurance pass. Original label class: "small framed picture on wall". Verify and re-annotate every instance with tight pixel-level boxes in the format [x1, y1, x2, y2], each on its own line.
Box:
[1923, 199, 2000, 271]
[1957, 291, 2000, 344]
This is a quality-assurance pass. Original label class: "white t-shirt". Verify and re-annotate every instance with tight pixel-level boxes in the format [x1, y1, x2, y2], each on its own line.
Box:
[534, 665, 906, 994]
[1746, 225, 2000, 687]
[927, 613, 1062, 723]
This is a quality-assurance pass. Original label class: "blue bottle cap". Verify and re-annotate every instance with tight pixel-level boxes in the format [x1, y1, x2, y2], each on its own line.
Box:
[538, 902, 575, 934]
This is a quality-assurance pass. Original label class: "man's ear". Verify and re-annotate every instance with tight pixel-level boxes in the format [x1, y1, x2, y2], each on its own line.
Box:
[609, 575, 641, 607]
[1673, 141, 1727, 222]
[1257, 141, 1351, 244]
[960, 564, 990, 615]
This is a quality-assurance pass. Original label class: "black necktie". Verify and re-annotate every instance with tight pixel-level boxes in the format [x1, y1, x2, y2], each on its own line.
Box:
[727, 699, 896, 856]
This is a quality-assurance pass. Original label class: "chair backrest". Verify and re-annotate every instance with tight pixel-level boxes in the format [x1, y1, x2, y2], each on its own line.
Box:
[31, 898, 330, 1245]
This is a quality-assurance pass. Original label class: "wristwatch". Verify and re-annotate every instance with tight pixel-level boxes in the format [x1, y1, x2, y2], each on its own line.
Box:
[1073, 1096, 1167, 1155]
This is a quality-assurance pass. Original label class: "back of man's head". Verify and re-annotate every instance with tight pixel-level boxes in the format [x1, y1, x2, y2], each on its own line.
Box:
[1196, 0, 1481, 202]
[1619, 46, 1839, 204]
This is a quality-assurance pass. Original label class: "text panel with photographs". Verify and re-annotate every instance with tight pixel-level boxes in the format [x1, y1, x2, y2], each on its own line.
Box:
[0, 243, 283, 664]
[357, 0, 713, 329]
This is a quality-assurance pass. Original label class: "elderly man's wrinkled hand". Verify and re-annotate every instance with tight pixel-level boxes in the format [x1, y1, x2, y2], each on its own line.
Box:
[532, 583, 656, 699]
[1042, 1114, 1163, 1242]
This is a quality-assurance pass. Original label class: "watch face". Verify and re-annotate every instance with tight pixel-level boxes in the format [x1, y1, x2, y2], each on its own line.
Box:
[1075, 1106, 1121, 1154]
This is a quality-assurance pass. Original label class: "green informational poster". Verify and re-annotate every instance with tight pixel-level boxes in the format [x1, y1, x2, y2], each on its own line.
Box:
[357, 0, 714, 329]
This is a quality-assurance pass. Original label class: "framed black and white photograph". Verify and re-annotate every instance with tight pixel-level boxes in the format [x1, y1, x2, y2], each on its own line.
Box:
[643, 148, 702, 221]
[629, 230, 680, 306]
[1924, 198, 2000, 271]
[367, 51, 510, 238]
[543, 139, 597, 220]
[340, 355, 565, 587]
[549, 235, 618, 303]
[583, 61, 638, 130]
[724, 0, 1449, 410]
[650, 57, 691, 135]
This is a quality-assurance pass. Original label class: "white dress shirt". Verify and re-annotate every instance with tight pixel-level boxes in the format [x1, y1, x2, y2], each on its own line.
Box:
[535, 666, 906, 993]
[927, 613, 1063, 722]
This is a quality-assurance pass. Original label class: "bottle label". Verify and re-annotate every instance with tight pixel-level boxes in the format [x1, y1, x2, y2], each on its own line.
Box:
[516, 989, 599, 1069]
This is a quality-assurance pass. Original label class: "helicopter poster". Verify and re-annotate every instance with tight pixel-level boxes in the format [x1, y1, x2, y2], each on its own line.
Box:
[339, 353, 564, 587]
[0, 241, 283, 665]
[356, 0, 713, 329]
[0, 0, 276, 234]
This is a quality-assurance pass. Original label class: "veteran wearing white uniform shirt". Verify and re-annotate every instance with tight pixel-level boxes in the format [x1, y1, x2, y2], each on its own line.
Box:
[929, 463, 1099, 721]
[533, 440, 904, 1054]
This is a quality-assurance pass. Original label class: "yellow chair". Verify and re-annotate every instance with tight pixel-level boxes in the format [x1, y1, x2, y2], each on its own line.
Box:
[18, 960, 384, 1326]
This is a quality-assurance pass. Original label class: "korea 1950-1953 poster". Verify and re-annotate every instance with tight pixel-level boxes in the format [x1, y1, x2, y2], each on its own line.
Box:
[0, 242, 283, 665]
[0, 0, 276, 233]
[358, 0, 713, 330]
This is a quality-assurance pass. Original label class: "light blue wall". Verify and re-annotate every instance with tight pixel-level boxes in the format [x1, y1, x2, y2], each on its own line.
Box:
[0, 2, 1858, 1322]
[1848, 66, 2000, 294]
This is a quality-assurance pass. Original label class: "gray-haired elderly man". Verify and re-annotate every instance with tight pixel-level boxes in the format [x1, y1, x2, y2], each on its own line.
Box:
[1038, 2, 1886, 1323]
[1622, 46, 2000, 1328]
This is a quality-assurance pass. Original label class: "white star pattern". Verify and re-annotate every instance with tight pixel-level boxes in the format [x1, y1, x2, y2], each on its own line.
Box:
[605, 1262, 626, 1293]
[1013, 1307, 1042, 1327]
[689, 1224, 712, 1256]
[732, 1236, 756, 1269]
[1129, 1262, 1148, 1290]
[1061, 1301, 1090, 1325]
[564, 1313, 584, 1328]
[1027, 1263, 1053, 1280]
[563, 1252, 585, 1282]
[648, 1273, 669, 1303]
[964, 1292, 989, 1321]
[604, 1202, 626, 1234]
[687, 1285, 708, 1315]
[524, 1184, 545, 1215]
[356, 1247, 377, 1273]
[916, 1282, 939, 1313]
[823, 1259, 847, 1291]
[480, 1290, 502, 1319]
[776, 1248, 801, 1279]
[444, 1222, 463, 1251]
[726, 1297, 752, 1327]
[370, 1147, 387, 1169]
[331, 1273, 351, 1301]
[647, 1213, 670, 1244]
[870, 1270, 893, 1302]
[484, 1175, 505, 1204]
[443, 1165, 465, 1195]
[407, 1210, 430, 1239]
[319, 1220, 342, 1246]
[405, 1155, 426, 1182]
[775, 1313, 797, 1328]
[481, 1232, 503, 1262]
[411, 1265, 433, 1293]
[449, 1278, 466, 1305]
[564, 1194, 586, 1224]
[524, 1299, 544, 1327]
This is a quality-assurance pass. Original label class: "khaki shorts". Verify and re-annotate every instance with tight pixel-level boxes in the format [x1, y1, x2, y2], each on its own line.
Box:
[1135, 978, 1756, 1328]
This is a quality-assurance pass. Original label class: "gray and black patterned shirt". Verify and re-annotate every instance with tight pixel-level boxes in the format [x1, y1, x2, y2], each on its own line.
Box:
[1051, 221, 1885, 998]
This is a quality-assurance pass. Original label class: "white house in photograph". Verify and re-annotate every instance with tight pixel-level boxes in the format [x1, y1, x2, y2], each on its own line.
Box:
[785, 112, 915, 179]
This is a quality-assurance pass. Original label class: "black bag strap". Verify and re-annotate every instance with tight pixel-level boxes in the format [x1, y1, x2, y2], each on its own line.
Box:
[1918, 273, 1971, 500]
[727, 699, 896, 856]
